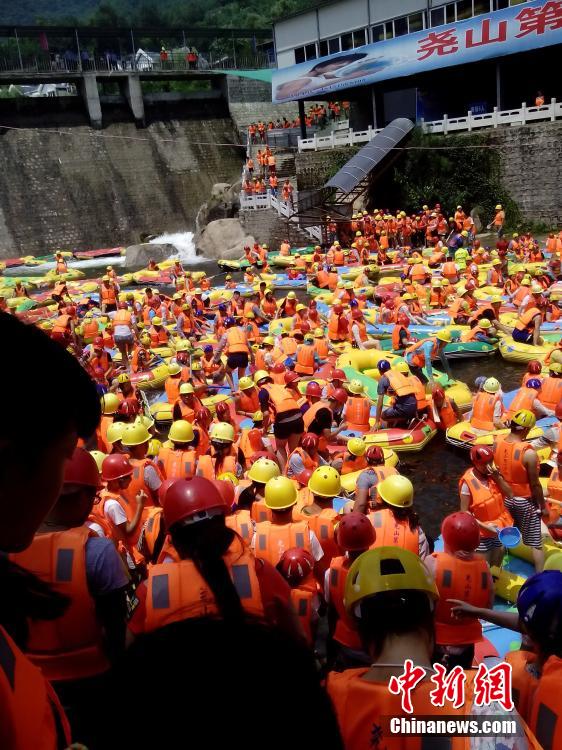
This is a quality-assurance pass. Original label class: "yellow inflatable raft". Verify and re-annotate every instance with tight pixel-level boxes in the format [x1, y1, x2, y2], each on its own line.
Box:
[445, 420, 549, 452]
[498, 336, 558, 364]
[338, 448, 399, 493]
[150, 393, 233, 424]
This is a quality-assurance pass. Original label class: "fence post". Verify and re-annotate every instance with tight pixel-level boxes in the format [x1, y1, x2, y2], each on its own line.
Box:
[492, 107, 498, 128]
[521, 102, 527, 125]
[367, 124, 372, 141]
[330, 132, 335, 148]
[348, 127, 353, 145]
[443, 114, 448, 135]
[467, 111, 472, 133]
[419, 117, 425, 134]
[313, 133, 318, 151]
[551, 97, 557, 122]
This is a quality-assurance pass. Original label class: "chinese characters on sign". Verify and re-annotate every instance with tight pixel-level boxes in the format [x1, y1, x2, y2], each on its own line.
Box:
[388, 659, 514, 713]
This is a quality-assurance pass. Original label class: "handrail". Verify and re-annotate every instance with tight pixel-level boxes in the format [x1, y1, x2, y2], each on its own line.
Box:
[298, 99, 562, 151]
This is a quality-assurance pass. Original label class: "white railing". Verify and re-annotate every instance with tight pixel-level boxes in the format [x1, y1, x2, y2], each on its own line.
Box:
[239, 190, 322, 242]
[298, 98, 562, 151]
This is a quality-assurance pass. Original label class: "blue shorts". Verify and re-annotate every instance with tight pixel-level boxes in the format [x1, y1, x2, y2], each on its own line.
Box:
[512, 327, 532, 344]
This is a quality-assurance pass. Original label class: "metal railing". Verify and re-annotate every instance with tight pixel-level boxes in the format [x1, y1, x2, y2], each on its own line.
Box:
[298, 99, 562, 151]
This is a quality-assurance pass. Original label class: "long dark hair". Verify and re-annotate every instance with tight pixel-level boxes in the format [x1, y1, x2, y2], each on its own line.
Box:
[170, 517, 244, 621]
[388, 504, 420, 532]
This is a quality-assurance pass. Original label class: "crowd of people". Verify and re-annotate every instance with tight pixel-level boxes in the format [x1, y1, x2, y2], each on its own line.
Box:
[247, 101, 351, 144]
[1, 199, 562, 748]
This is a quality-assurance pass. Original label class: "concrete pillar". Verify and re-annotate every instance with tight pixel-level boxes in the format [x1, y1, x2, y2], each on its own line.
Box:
[121, 73, 146, 128]
[298, 99, 307, 140]
[80, 73, 102, 129]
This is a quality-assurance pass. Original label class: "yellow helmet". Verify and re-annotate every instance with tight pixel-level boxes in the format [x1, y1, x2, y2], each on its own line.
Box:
[167, 362, 182, 376]
[253, 370, 270, 384]
[378, 474, 414, 508]
[140, 333, 151, 346]
[85, 311, 94, 318]
[308, 466, 341, 498]
[117, 373, 131, 385]
[147, 438, 162, 457]
[265, 475, 297, 510]
[135, 414, 155, 430]
[191, 361, 202, 371]
[263, 336, 275, 346]
[495, 204, 503, 210]
[287, 291, 297, 300]
[210, 422, 235, 443]
[394, 361, 410, 374]
[175, 339, 190, 352]
[347, 378, 364, 395]
[479, 318, 492, 329]
[483, 377, 500, 394]
[296, 304, 306, 312]
[245, 311, 255, 319]
[239, 376, 254, 391]
[543, 552, 562, 572]
[436, 330, 451, 343]
[314, 328, 324, 338]
[431, 278, 441, 287]
[100, 393, 119, 415]
[549, 362, 562, 374]
[492, 259, 501, 266]
[347, 437, 366, 457]
[490, 295, 503, 304]
[179, 383, 194, 395]
[217, 471, 239, 486]
[121, 423, 151, 447]
[89, 450, 107, 472]
[402, 292, 414, 300]
[344, 548, 439, 614]
[169, 420, 195, 443]
[152, 317, 162, 326]
[106, 421, 126, 444]
[511, 409, 536, 429]
[247, 457, 280, 484]
[252, 410, 264, 422]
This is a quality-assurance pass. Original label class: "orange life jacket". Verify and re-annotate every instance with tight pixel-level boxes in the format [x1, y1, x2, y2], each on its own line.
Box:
[340, 453, 367, 475]
[386, 370, 416, 397]
[263, 383, 299, 417]
[442, 261, 458, 281]
[10, 527, 109, 681]
[280, 337, 298, 357]
[494, 436, 537, 498]
[432, 551, 490, 645]
[528, 655, 562, 750]
[515, 307, 541, 333]
[295, 345, 315, 375]
[123, 458, 165, 518]
[290, 587, 315, 646]
[538, 376, 562, 411]
[52, 314, 71, 335]
[345, 396, 371, 432]
[407, 375, 429, 410]
[369, 508, 419, 554]
[314, 337, 330, 359]
[238, 387, 260, 414]
[328, 313, 347, 342]
[174, 399, 195, 423]
[157, 447, 197, 480]
[113, 309, 132, 327]
[302, 401, 331, 435]
[470, 391, 503, 431]
[100, 284, 117, 304]
[506, 387, 538, 421]
[254, 520, 311, 565]
[405, 337, 438, 368]
[196, 453, 236, 481]
[82, 319, 99, 340]
[328, 555, 362, 650]
[149, 326, 168, 347]
[143, 537, 264, 632]
[225, 509, 254, 544]
[226, 326, 249, 354]
[461, 326, 489, 342]
[0, 625, 70, 749]
[505, 650, 539, 723]
[434, 395, 458, 430]
[298, 507, 339, 562]
[316, 270, 330, 289]
[284, 447, 318, 477]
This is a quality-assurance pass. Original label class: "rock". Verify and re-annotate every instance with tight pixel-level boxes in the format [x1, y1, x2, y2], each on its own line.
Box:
[211, 183, 232, 201]
[470, 207, 483, 234]
[196, 218, 254, 260]
[124, 242, 177, 268]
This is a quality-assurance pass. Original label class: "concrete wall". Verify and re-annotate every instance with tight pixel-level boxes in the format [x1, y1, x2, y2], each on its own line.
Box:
[239, 208, 314, 248]
[225, 76, 301, 136]
[0, 116, 243, 257]
[295, 121, 562, 225]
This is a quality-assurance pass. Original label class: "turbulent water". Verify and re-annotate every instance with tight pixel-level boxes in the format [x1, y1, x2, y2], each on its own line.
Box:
[150, 231, 199, 262]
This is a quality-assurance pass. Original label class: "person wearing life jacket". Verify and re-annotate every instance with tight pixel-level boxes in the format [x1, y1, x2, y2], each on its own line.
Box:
[494, 409, 547, 571]
[405, 329, 452, 385]
[196, 421, 240, 481]
[11, 447, 129, 735]
[425, 512, 493, 669]
[99, 275, 119, 314]
[51, 305, 77, 348]
[326, 512, 376, 669]
[294, 334, 318, 376]
[213, 316, 252, 392]
[460, 445, 515, 566]
[302, 382, 346, 455]
[252, 476, 324, 576]
[235, 376, 261, 418]
[129, 477, 304, 641]
[537, 362, 562, 411]
[85, 336, 115, 382]
[97, 392, 119, 452]
[342, 379, 371, 433]
[352, 446, 398, 513]
[390, 313, 414, 352]
[113, 372, 141, 418]
[297, 466, 342, 571]
[212, 400, 240, 443]
[157, 421, 198, 480]
[120, 422, 163, 511]
[285, 432, 323, 483]
[468, 376, 506, 431]
[331, 436, 368, 476]
[506, 378, 554, 422]
[508, 306, 544, 347]
[105, 421, 127, 455]
[349, 309, 373, 350]
[368, 475, 430, 558]
[80, 310, 100, 346]
[430, 385, 460, 431]
[255, 370, 304, 470]
[449, 570, 562, 750]
[460, 317, 499, 345]
[276, 548, 318, 647]
[237, 456, 280, 524]
[328, 304, 350, 343]
[374, 359, 417, 429]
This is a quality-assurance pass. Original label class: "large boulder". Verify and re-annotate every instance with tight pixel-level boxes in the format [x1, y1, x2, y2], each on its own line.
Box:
[124, 242, 176, 268]
[196, 218, 254, 260]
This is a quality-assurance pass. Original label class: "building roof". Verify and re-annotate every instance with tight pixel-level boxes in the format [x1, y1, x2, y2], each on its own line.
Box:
[273, 0, 339, 25]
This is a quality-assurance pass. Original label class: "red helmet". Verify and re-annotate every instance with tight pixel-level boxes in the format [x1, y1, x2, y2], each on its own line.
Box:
[351, 309, 363, 320]
[365, 446, 384, 464]
[301, 432, 319, 450]
[330, 387, 348, 404]
[442, 511, 480, 553]
[195, 406, 212, 424]
[329, 369, 345, 382]
[163, 477, 228, 528]
[65, 305, 77, 316]
[294, 468, 313, 487]
[118, 300, 128, 310]
[212, 479, 235, 509]
[305, 381, 322, 398]
[284, 371, 300, 385]
[397, 313, 410, 327]
[277, 547, 314, 586]
[215, 401, 230, 419]
[93, 336, 104, 349]
[101, 453, 134, 482]
[300, 322, 311, 333]
[158, 478, 177, 505]
[384, 298, 395, 310]
[118, 398, 140, 418]
[336, 511, 376, 552]
[333, 304, 343, 315]
[465, 280, 476, 292]
[527, 360, 542, 375]
[273, 362, 285, 374]
[432, 386, 445, 404]
[556, 399, 562, 420]
[63, 448, 100, 489]
[470, 445, 494, 471]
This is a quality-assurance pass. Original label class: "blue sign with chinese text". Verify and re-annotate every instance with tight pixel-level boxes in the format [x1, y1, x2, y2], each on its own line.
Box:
[272, 0, 562, 102]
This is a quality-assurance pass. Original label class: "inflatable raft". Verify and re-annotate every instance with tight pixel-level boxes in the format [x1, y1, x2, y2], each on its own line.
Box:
[445, 417, 554, 450]
[498, 334, 562, 364]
